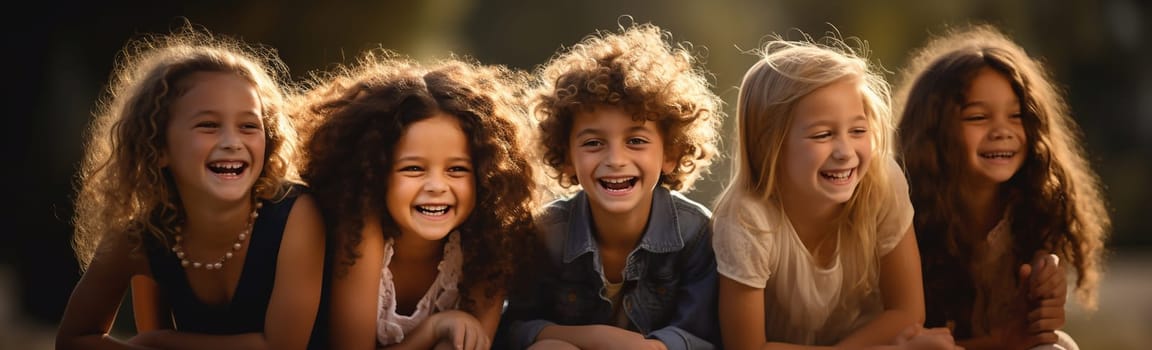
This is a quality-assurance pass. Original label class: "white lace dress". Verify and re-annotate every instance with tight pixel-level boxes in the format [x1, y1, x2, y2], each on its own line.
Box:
[376, 231, 463, 347]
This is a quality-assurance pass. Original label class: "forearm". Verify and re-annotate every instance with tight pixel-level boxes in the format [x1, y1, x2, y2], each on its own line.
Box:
[141, 332, 265, 350]
[648, 325, 715, 350]
[764, 343, 905, 350]
[380, 317, 443, 350]
[536, 324, 639, 349]
[956, 335, 1004, 350]
[56, 334, 157, 350]
[836, 309, 921, 347]
[535, 324, 598, 348]
[762, 342, 836, 350]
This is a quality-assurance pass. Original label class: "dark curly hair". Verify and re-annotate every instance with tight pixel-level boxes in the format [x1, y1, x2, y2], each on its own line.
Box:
[72, 21, 298, 269]
[296, 49, 539, 311]
[895, 24, 1110, 335]
[533, 21, 723, 193]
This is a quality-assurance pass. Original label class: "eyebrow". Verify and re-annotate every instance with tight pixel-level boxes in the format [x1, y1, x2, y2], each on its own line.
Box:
[573, 125, 656, 138]
[394, 156, 472, 163]
[186, 110, 262, 120]
[961, 99, 1020, 109]
[802, 115, 867, 130]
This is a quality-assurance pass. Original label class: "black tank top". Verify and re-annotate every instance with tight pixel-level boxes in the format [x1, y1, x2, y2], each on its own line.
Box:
[145, 185, 329, 348]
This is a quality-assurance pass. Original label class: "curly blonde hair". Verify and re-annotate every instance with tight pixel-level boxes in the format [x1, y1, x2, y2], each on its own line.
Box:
[895, 24, 1110, 331]
[71, 22, 298, 269]
[533, 21, 723, 194]
[295, 49, 539, 311]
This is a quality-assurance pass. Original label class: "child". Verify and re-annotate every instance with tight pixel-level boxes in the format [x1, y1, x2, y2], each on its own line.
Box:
[56, 23, 327, 349]
[895, 24, 1109, 350]
[296, 49, 539, 350]
[710, 33, 960, 349]
[500, 22, 723, 350]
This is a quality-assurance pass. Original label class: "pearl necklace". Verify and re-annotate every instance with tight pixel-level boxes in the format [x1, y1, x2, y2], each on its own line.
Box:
[171, 201, 262, 270]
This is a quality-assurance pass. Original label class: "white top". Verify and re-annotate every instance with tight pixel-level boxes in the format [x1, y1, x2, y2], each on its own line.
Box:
[713, 161, 914, 345]
[376, 231, 463, 347]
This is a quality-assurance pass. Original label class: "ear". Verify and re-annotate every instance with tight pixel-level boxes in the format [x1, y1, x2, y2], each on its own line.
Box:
[158, 150, 169, 168]
[560, 162, 576, 184]
[662, 156, 676, 175]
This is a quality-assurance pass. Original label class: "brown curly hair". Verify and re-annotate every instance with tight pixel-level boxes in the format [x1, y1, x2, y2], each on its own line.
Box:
[895, 24, 1110, 334]
[296, 49, 539, 311]
[71, 21, 299, 269]
[533, 21, 723, 193]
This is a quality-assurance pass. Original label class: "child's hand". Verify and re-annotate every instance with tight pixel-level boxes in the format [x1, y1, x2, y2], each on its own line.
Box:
[1019, 253, 1067, 334]
[894, 325, 962, 350]
[431, 310, 490, 350]
[1022, 253, 1067, 301]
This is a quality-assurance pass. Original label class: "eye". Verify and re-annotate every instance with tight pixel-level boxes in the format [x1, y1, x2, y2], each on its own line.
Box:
[626, 137, 650, 145]
[195, 121, 220, 128]
[962, 114, 987, 122]
[850, 127, 868, 135]
[398, 165, 423, 172]
[448, 165, 472, 177]
[580, 139, 604, 148]
[242, 122, 263, 130]
[810, 131, 832, 140]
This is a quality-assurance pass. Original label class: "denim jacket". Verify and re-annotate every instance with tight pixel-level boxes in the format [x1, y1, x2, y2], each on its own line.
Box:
[501, 187, 719, 350]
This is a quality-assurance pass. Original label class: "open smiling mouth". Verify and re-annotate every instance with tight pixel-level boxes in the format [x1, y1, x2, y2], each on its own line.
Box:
[416, 205, 450, 216]
[819, 169, 853, 181]
[979, 151, 1016, 159]
[599, 177, 638, 192]
[208, 161, 247, 176]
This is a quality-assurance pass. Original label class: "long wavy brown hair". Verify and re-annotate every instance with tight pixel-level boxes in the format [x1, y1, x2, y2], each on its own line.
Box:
[295, 49, 538, 311]
[895, 24, 1110, 334]
[533, 20, 723, 194]
[71, 21, 299, 269]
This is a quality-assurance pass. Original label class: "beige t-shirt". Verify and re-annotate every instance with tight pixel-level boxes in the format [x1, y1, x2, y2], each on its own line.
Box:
[601, 279, 631, 328]
[969, 213, 1026, 336]
[712, 159, 914, 345]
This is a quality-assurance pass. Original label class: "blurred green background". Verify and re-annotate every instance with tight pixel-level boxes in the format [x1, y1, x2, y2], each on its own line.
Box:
[3, 0, 1148, 348]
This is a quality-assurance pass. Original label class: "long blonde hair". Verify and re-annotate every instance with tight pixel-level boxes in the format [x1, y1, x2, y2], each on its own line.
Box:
[713, 32, 896, 298]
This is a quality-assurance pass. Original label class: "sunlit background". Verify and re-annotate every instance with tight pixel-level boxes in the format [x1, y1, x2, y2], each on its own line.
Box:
[5, 0, 1149, 348]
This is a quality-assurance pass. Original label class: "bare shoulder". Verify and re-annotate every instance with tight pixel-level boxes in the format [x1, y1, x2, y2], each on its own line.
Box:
[279, 193, 325, 260]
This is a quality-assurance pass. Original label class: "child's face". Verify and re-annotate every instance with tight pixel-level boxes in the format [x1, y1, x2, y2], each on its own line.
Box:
[161, 71, 266, 204]
[387, 113, 476, 242]
[779, 79, 871, 207]
[566, 105, 674, 216]
[957, 67, 1026, 188]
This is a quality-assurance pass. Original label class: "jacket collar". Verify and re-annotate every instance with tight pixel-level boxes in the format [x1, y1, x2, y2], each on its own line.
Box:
[562, 187, 685, 263]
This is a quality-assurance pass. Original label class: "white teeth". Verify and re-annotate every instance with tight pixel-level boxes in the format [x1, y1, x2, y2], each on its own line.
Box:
[602, 177, 633, 184]
[209, 161, 244, 169]
[416, 205, 450, 216]
[820, 169, 852, 179]
[980, 151, 1015, 158]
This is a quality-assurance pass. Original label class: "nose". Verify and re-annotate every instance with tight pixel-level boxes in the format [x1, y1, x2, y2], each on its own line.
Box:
[423, 173, 449, 194]
[220, 128, 243, 151]
[603, 143, 627, 168]
[831, 137, 852, 161]
[989, 121, 1017, 141]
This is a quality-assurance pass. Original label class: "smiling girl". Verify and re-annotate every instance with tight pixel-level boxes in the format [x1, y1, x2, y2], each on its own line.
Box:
[296, 49, 539, 350]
